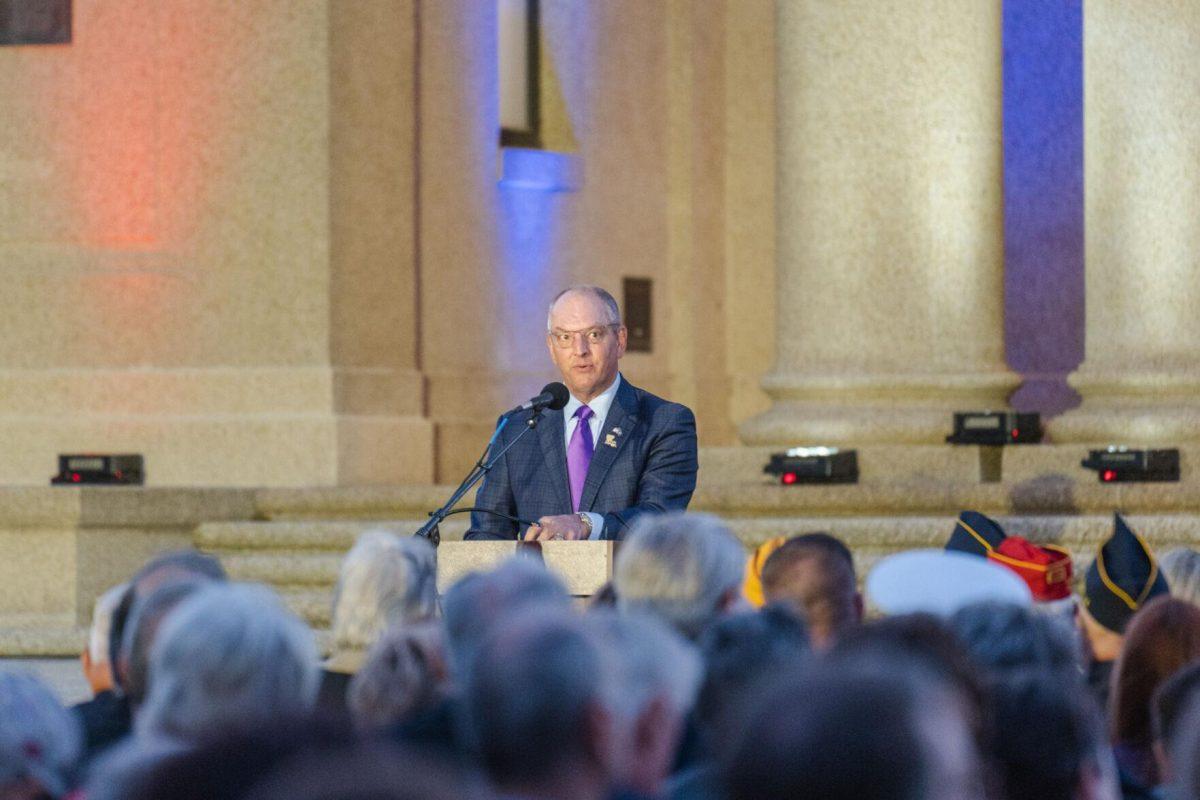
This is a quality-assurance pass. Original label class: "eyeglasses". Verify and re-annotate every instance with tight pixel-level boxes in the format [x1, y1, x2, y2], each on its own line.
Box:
[548, 324, 620, 349]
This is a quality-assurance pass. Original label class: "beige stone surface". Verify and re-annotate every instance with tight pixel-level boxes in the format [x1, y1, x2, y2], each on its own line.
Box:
[0, 1, 433, 486]
[741, 0, 1017, 446]
[1051, 3, 1200, 443]
[436, 541, 613, 596]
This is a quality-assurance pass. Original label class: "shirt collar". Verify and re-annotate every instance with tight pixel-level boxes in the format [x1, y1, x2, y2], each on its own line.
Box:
[564, 373, 622, 424]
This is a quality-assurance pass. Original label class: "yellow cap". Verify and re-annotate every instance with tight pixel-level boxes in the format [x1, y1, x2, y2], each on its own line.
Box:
[743, 535, 789, 607]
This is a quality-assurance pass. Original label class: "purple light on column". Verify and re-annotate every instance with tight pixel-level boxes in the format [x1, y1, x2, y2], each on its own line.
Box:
[1002, 0, 1084, 417]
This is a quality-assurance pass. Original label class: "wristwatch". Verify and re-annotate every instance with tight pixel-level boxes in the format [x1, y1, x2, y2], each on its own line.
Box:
[577, 513, 593, 539]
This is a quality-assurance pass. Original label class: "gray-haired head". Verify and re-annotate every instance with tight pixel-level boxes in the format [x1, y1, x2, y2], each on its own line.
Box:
[122, 580, 206, 710]
[1161, 548, 1200, 607]
[546, 285, 622, 332]
[132, 550, 227, 595]
[348, 621, 449, 731]
[88, 582, 129, 668]
[614, 512, 747, 639]
[948, 600, 1083, 681]
[442, 556, 572, 683]
[0, 671, 82, 798]
[331, 530, 438, 654]
[109, 549, 227, 677]
[137, 583, 320, 742]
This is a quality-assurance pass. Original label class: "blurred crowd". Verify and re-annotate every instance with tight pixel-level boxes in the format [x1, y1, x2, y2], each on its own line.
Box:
[2, 510, 1200, 800]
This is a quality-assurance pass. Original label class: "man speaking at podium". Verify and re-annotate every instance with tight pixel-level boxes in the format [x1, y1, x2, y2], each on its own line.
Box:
[465, 285, 698, 542]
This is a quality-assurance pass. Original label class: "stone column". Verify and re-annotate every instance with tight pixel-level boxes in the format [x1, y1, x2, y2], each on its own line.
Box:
[740, 0, 1018, 446]
[1049, 1, 1200, 444]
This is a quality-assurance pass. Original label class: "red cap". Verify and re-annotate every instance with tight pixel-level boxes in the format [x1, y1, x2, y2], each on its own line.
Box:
[987, 537, 1073, 601]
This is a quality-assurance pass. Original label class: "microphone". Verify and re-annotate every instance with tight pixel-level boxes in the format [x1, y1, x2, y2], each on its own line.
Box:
[504, 382, 570, 416]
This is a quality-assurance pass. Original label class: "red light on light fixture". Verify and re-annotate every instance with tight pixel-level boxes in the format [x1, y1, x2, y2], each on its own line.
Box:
[1011, 429, 1019, 438]
[781, 472, 798, 485]
[71, 473, 81, 483]
[1102, 469, 1117, 482]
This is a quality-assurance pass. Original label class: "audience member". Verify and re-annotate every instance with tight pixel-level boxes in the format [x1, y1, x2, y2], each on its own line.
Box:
[81, 550, 226, 762]
[613, 512, 747, 640]
[757, 533, 860, 649]
[986, 671, 1119, 800]
[1109, 596, 1200, 795]
[1160, 547, 1200, 608]
[322, 531, 438, 711]
[1151, 661, 1200, 787]
[81, 583, 127, 695]
[137, 582, 320, 743]
[949, 600, 1083, 680]
[87, 716, 360, 800]
[832, 613, 988, 738]
[693, 604, 809, 750]
[348, 620, 449, 732]
[670, 605, 809, 800]
[72, 582, 131, 761]
[108, 549, 227, 686]
[121, 580, 205, 713]
[0, 671, 82, 800]
[1078, 515, 1169, 711]
[584, 611, 702, 798]
[465, 608, 645, 800]
[442, 556, 572, 684]
[722, 662, 986, 800]
[241, 742, 489, 800]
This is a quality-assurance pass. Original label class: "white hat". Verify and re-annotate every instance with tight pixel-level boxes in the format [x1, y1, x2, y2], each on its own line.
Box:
[867, 549, 1033, 617]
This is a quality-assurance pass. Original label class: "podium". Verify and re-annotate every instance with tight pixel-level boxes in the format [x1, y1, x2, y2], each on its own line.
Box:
[436, 541, 616, 598]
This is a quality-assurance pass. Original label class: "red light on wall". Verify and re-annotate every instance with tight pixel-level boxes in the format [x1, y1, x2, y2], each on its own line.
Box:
[1102, 469, 1117, 482]
[781, 472, 798, 485]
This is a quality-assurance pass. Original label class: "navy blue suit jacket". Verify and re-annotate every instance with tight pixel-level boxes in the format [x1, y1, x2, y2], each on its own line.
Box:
[465, 379, 698, 541]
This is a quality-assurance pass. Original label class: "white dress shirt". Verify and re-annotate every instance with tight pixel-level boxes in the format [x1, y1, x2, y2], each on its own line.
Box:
[562, 373, 622, 540]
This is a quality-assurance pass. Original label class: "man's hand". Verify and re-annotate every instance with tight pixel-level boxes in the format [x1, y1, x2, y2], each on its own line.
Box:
[524, 514, 590, 541]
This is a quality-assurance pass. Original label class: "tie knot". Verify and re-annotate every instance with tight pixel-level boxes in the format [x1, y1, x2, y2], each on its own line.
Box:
[574, 405, 594, 422]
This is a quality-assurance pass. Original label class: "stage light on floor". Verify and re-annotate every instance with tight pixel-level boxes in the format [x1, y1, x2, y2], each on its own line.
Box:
[945, 411, 1043, 445]
[764, 447, 858, 485]
[1081, 447, 1180, 483]
[51, 454, 144, 485]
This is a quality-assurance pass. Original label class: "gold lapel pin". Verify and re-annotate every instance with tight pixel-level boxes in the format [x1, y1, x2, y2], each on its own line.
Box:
[604, 433, 618, 448]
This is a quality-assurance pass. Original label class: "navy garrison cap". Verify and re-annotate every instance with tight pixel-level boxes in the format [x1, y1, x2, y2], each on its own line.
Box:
[1083, 513, 1169, 634]
[945, 511, 1007, 557]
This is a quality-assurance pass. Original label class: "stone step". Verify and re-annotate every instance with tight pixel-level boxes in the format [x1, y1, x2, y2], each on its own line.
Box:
[200, 512, 1199, 597]
[199, 510, 1199, 555]
[277, 585, 333, 628]
[217, 551, 344, 586]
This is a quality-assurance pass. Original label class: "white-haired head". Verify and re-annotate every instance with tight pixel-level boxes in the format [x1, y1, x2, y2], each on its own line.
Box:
[137, 583, 319, 742]
[0, 671, 81, 798]
[331, 530, 438, 654]
[613, 512, 747, 639]
[584, 609, 701, 720]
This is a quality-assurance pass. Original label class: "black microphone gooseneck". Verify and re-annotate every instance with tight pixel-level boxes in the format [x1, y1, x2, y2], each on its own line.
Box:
[412, 383, 569, 547]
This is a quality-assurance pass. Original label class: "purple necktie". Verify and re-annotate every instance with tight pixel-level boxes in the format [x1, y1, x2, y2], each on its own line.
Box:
[567, 405, 595, 512]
